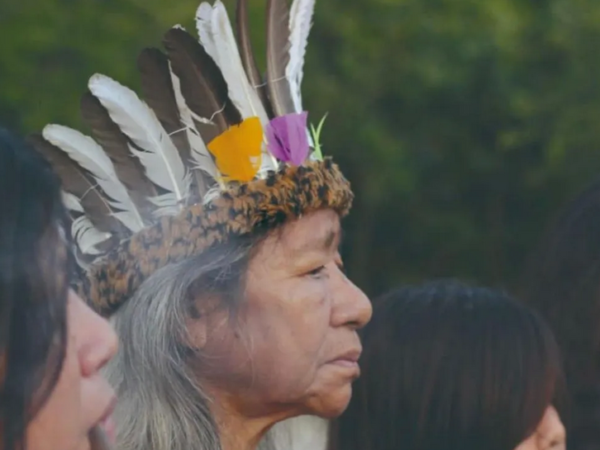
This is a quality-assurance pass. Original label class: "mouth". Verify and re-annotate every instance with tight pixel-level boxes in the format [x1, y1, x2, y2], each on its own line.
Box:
[95, 396, 117, 445]
[328, 348, 362, 371]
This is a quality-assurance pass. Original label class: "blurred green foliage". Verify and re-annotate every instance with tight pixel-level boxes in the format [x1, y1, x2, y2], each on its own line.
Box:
[2, 0, 600, 296]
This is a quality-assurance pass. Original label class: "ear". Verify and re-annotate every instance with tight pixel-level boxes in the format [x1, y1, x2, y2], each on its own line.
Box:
[185, 315, 208, 350]
[184, 295, 222, 350]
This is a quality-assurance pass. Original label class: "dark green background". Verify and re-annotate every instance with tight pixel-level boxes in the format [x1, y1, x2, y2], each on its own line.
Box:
[2, 0, 599, 297]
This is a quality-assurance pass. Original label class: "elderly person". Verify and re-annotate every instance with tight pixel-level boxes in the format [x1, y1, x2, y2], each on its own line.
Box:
[31, 1, 372, 450]
[0, 127, 118, 450]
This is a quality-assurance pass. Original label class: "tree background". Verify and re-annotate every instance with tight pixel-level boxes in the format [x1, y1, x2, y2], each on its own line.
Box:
[2, 0, 600, 298]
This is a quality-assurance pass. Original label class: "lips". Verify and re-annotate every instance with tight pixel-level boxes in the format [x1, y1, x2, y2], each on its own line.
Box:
[328, 348, 362, 369]
[100, 415, 116, 444]
[96, 397, 117, 444]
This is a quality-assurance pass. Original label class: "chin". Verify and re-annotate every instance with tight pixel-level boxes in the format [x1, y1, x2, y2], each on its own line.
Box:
[308, 383, 353, 418]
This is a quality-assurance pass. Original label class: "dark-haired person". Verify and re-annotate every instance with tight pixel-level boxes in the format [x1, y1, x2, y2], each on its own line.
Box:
[329, 280, 566, 450]
[266, 280, 566, 450]
[0, 128, 118, 450]
[521, 177, 600, 450]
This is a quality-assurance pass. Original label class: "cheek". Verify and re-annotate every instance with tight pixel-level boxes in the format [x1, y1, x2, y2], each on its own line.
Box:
[26, 338, 87, 450]
[225, 279, 333, 385]
[252, 278, 331, 352]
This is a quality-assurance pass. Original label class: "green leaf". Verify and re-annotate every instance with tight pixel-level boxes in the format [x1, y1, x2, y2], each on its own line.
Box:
[310, 113, 328, 160]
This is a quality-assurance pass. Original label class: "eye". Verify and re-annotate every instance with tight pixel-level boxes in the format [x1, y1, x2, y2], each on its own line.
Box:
[305, 266, 327, 278]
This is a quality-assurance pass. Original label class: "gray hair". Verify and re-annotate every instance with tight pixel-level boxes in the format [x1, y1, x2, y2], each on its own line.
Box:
[104, 235, 264, 450]
[258, 416, 330, 450]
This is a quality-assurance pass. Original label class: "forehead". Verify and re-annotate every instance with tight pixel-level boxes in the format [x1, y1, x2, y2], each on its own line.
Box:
[273, 209, 341, 254]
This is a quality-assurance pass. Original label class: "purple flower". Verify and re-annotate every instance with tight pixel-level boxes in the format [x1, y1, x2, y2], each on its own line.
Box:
[266, 112, 309, 166]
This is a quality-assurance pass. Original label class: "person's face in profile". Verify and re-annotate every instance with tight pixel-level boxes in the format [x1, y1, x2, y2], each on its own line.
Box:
[515, 406, 566, 450]
[193, 208, 373, 419]
[26, 290, 118, 450]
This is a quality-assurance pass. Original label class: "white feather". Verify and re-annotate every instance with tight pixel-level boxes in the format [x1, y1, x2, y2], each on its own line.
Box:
[71, 215, 112, 255]
[196, 1, 277, 174]
[62, 191, 84, 213]
[194, 6, 217, 58]
[88, 73, 190, 211]
[195, 2, 267, 122]
[202, 185, 224, 206]
[62, 192, 112, 256]
[151, 194, 186, 217]
[287, 0, 316, 112]
[169, 66, 219, 180]
[43, 124, 145, 232]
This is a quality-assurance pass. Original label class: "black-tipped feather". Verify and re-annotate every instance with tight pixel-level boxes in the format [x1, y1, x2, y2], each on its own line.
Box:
[137, 48, 210, 202]
[236, 0, 274, 117]
[80, 91, 157, 220]
[27, 133, 128, 238]
[138, 49, 185, 135]
[163, 27, 242, 141]
[266, 0, 296, 116]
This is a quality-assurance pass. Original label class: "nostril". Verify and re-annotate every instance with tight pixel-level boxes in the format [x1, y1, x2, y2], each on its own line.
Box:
[80, 318, 118, 377]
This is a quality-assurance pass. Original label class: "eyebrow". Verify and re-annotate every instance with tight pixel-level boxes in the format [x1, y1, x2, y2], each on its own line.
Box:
[291, 226, 343, 256]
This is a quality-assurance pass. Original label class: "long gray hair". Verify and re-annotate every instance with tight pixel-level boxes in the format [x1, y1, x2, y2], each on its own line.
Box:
[104, 234, 265, 450]
[258, 416, 330, 450]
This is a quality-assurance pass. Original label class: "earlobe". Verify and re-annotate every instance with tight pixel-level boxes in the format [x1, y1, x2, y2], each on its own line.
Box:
[185, 315, 208, 350]
[184, 296, 222, 350]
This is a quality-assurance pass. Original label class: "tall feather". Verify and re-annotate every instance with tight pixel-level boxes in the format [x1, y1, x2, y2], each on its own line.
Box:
[163, 27, 242, 140]
[266, 0, 296, 116]
[88, 73, 190, 214]
[80, 91, 156, 218]
[170, 67, 219, 194]
[42, 124, 145, 232]
[287, 0, 315, 112]
[197, 1, 268, 124]
[235, 0, 273, 117]
[137, 48, 211, 201]
[196, 1, 278, 174]
[137, 48, 190, 151]
[196, 3, 218, 59]
[27, 133, 126, 237]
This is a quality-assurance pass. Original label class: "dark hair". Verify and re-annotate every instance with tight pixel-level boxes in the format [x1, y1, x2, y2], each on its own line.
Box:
[333, 280, 564, 450]
[0, 128, 71, 450]
[520, 177, 600, 449]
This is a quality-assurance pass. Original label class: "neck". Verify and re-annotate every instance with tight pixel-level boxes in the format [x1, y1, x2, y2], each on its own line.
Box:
[208, 390, 288, 450]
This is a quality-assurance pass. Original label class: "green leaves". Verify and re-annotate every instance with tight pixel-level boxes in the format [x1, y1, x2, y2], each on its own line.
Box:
[309, 113, 328, 160]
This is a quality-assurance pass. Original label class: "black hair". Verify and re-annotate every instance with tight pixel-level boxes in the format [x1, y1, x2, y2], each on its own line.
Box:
[0, 128, 71, 450]
[520, 176, 600, 449]
[333, 279, 565, 450]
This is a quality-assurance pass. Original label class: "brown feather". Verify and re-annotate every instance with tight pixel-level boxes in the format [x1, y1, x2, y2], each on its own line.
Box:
[136, 49, 211, 202]
[266, 0, 296, 116]
[236, 0, 274, 117]
[137, 48, 187, 147]
[80, 91, 157, 220]
[162, 27, 242, 142]
[27, 133, 129, 238]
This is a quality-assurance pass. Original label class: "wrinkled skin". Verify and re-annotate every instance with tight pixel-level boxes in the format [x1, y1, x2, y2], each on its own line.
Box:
[193, 209, 372, 421]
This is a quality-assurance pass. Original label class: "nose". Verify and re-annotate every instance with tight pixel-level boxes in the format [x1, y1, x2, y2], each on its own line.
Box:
[330, 267, 372, 329]
[537, 406, 566, 450]
[70, 291, 118, 377]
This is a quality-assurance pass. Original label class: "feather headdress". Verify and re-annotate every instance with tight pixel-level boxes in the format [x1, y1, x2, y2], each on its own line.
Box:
[30, 0, 352, 315]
